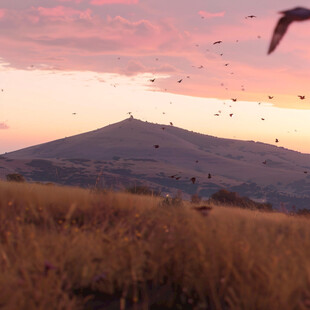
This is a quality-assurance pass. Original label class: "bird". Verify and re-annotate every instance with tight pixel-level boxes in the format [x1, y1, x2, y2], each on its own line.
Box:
[231, 98, 237, 102]
[161, 127, 165, 130]
[208, 173, 212, 179]
[177, 79, 183, 83]
[214, 113, 220, 116]
[175, 177, 181, 180]
[170, 174, 177, 178]
[304, 171, 308, 174]
[153, 145, 159, 148]
[298, 95, 306, 100]
[224, 63, 229, 66]
[246, 15, 256, 19]
[261, 118, 265, 120]
[149, 78, 155, 82]
[268, 7, 310, 54]
[275, 138, 279, 143]
[72, 113, 77, 115]
[190, 177, 196, 184]
[229, 113, 233, 117]
[195, 160, 199, 163]
[262, 160, 267, 165]
[198, 65, 204, 69]
[170, 122, 173, 126]
[213, 40, 222, 45]
[268, 96, 274, 99]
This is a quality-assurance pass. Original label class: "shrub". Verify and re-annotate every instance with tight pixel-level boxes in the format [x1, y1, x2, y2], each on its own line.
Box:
[210, 189, 272, 211]
[6, 173, 25, 183]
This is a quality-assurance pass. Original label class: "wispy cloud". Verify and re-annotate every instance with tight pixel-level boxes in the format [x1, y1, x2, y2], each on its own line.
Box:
[198, 10, 225, 19]
[0, 122, 9, 130]
[90, 0, 138, 5]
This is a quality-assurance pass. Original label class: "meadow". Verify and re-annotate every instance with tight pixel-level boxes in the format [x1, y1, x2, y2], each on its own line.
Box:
[1, 180, 310, 310]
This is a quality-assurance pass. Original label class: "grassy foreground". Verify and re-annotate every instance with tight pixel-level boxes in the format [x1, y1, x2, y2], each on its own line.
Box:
[1, 181, 310, 310]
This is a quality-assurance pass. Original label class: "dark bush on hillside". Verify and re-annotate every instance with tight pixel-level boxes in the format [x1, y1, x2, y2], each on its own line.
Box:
[210, 189, 272, 211]
[126, 185, 161, 196]
[6, 173, 25, 183]
[296, 208, 310, 216]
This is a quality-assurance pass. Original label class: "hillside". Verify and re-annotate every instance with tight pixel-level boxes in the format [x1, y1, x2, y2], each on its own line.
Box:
[2, 118, 310, 209]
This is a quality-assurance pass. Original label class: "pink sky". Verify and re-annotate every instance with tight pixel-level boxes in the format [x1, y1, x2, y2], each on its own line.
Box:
[1, 0, 310, 154]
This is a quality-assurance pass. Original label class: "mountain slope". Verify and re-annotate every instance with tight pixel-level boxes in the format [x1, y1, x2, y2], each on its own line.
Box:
[2, 118, 310, 209]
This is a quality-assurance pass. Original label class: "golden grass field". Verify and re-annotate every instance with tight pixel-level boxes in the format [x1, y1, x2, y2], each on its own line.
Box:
[1, 180, 310, 310]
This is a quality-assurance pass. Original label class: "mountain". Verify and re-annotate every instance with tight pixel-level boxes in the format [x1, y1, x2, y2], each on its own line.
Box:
[2, 117, 310, 209]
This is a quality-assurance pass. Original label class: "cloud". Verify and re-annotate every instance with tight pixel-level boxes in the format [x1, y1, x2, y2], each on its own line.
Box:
[198, 10, 225, 19]
[121, 59, 176, 76]
[0, 122, 9, 130]
[91, 0, 138, 5]
[36, 6, 92, 21]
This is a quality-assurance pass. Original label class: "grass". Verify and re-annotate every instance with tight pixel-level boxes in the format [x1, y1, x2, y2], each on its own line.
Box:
[1, 180, 310, 309]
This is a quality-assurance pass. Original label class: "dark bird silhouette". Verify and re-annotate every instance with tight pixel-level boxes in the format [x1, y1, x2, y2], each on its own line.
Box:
[214, 113, 220, 116]
[177, 79, 183, 83]
[246, 15, 257, 19]
[208, 173, 212, 179]
[261, 118, 265, 120]
[175, 176, 181, 180]
[298, 95, 306, 99]
[161, 127, 165, 130]
[213, 40, 222, 45]
[275, 138, 279, 143]
[198, 65, 204, 69]
[149, 78, 155, 82]
[268, 7, 310, 54]
[190, 177, 196, 184]
[170, 122, 173, 126]
[229, 113, 233, 117]
[304, 171, 308, 174]
[193, 206, 212, 216]
[224, 63, 229, 66]
[195, 160, 199, 163]
[153, 145, 159, 148]
[262, 160, 267, 165]
[268, 96, 274, 99]
[72, 113, 77, 115]
[231, 98, 237, 102]
[170, 174, 177, 178]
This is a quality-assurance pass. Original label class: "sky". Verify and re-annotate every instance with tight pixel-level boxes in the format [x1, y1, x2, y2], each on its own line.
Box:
[1, 0, 310, 154]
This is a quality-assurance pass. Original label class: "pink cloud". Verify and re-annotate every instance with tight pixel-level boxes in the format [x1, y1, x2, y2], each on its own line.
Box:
[0, 122, 9, 130]
[91, 0, 138, 5]
[0, 9, 6, 19]
[57, 0, 83, 2]
[198, 10, 225, 19]
[36, 6, 92, 20]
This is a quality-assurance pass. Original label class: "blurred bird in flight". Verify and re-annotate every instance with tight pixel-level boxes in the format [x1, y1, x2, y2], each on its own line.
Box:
[268, 7, 310, 54]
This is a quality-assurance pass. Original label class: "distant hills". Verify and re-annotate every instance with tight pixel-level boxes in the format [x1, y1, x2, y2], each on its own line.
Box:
[2, 117, 310, 209]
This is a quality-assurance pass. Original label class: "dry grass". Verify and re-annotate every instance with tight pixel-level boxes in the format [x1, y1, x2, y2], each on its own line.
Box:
[1, 180, 310, 310]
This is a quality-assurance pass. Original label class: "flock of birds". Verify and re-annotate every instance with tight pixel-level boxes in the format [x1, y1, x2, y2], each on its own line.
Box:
[146, 7, 310, 186]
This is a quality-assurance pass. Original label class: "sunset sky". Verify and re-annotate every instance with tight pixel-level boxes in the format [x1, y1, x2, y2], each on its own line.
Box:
[1, 0, 310, 154]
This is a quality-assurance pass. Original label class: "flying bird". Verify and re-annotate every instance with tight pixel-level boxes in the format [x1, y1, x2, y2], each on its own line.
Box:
[298, 95, 306, 100]
[208, 173, 212, 179]
[246, 15, 257, 19]
[262, 160, 267, 165]
[175, 177, 181, 180]
[72, 113, 77, 115]
[275, 138, 279, 143]
[268, 96, 274, 99]
[231, 98, 237, 102]
[177, 79, 183, 83]
[261, 118, 265, 120]
[149, 78, 155, 82]
[170, 122, 173, 126]
[268, 7, 310, 54]
[213, 40, 222, 45]
[214, 113, 220, 116]
[229, 113, 233, 117]
[153, 145, 159, 148]
[190, 177, 196, 184]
